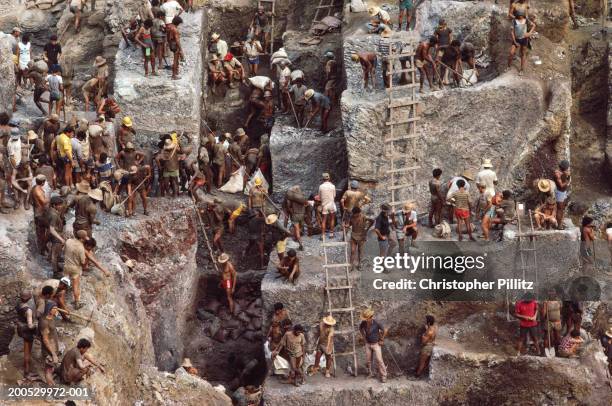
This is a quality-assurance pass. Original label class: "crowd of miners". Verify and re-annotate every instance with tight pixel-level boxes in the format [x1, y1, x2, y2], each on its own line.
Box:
[3, 0, 612, 393]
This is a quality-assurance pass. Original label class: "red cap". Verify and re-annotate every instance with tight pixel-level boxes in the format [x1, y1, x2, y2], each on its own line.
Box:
[224, 52, 233, 61]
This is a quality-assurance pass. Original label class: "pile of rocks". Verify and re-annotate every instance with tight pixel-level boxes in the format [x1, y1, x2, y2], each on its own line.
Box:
[197, 297, 264, 343]
[25, 0, 65, 11]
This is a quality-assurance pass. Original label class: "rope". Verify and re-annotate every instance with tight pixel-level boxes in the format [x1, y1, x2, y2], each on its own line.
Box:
[190, 193, 219, 273]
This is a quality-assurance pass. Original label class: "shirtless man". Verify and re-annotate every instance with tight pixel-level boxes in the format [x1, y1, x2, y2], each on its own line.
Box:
[42, 114, 61, 161]
[11, 160, 32, 210]
[553, 160, 570, 229]
[534, 197, 557, 230]
[82, 78, 99, 112]
[341, 180, 371, 239]
[31, 174, 50, 254]
[351, 52, 377, 89]
[277, 248, 300, 283]
[415, 315, 437, 377]
[416, 36, 438, 92]
[208, 199, 227, 253]
[208, 54, 226, 95]
[15, 290, 36, 378]
[218, 253, 237, 314]
[127, 164, 151, 216]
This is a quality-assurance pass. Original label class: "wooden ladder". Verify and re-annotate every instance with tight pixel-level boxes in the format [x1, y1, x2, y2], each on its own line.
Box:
[322, 232, 358, 376]
[258, 0, 276, 54]
[311, 0, 343, 32]
[384, 41, 421, 210]
[506, 209, 539, 320]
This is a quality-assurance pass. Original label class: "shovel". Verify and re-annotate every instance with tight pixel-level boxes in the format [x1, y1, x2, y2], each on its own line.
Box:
[110, 176, 149, 215]
[544, 311, 556, 358]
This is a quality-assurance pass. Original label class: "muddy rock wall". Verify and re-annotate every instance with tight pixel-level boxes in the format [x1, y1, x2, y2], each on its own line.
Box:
[0, 37, 15, 113]
[608, 41, 612, 174]
[118, 202, 200, 372]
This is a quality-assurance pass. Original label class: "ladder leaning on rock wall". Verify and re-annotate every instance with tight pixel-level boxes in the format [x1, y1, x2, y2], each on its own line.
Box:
[506, 209, 539, 321]
[321, 234, 358, 377]
[310, 0, 344, 31]
[258, 0, 276, 54]
[384, 41, 421, 211]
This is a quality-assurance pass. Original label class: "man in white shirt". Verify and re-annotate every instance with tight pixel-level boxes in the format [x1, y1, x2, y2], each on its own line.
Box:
[318, 172, 337, 239]
[446, 170, 473, 200]
[161, 0, 184, 25]
[475, 159, 498, 198]
[210, 33, 228, 60]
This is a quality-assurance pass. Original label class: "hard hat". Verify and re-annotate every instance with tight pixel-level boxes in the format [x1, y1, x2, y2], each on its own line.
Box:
[122, 116, 133, 127]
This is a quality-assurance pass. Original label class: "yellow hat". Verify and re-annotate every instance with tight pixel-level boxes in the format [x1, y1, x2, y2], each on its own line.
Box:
[323, 315, 337, 326]
[218, 253, 230, 263]
[368, 6, 380, 16]
[122, 116, 133, 127]
[254, 177, 263, 186]
[537, 179, 551, 193]
[361, 308, 374, 320]
[351, 53, 359, 62]
[304, 89, 315, 100]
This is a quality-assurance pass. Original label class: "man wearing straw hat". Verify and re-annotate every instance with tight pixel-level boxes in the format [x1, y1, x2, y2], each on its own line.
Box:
[180, 358, 199, 376]
[359, 308, 388, 383]
[393, 200, 419, 254]
[218, 253, 237, 314]
[367, 6, 392, 34]
[93, 56, 109, 98]
[533, 178, 556, 203]
[476, 158, 498, 199]
[127, 164, 151, 216]
[210, 32, 228, 60]
[313, 315, 336, 378]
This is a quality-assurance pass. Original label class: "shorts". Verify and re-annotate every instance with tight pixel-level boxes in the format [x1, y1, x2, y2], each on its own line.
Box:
[49, 64, 62, 73]
[248, 56, 260, 65]
[420, 342, 434, 356]
[276, 238, 287, 254]
[416, 59, 425, 69]
[221, 279, 232, 290]
[63, 265, 82, 278]
[555, 189, 568, 203]
[399, 0, 414, 11]
[455, 208, 470, 219]
[519, 326, 539, 340]
[291, 213, 304, 226]
[396, 230, 405, 240]
[321, 202, 336, 215]
[50, 91, 62, 102]
[17, 324, 36, 343]
[515, 37, 529, 47]
[261, 25, 271, 34]
[163, 170, 180, 178]
[545, 320, 562, 332]
[318, 344, 332, 355]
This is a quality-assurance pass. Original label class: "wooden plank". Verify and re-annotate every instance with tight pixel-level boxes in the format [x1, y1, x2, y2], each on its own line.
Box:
[326, 285, 352, 290]
[384, 135, 419, 143]
[386, 83, 420, 92]
[388, 98, 419, 108]
[329, 307, 355, 312]
[322, 241, 349, 247]
[385, 116, 420, 126]
[323, 263, 352, 268]
[388, 182, 416, 190]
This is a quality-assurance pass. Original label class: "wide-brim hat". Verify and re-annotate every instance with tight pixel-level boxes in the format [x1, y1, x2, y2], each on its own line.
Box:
[218, 253, 229, 263]
[537, 179, 551, 193]
[461, 170, 474, 181]
[323, 315, 337, 326]
[27, 130, 38, 141]
[403, 200, 416, 211]
[49, 113, 60, 122]
[12, 27, 21, 33]
[94, 56, 107, 67]
[211, 33, 220, 40]
[368, 6, 380, 16]
[265, 214, 278, 225]
[114, 169, 128, 182]
[125, 141, 135, 150]
[76, 181, 91, 194]
[304, 89, 315, 100]
[236, 128, 246, 136]
[482, 159, 493, 168]
[181, 358, 194, 368]
[88, 188, 103, 201]
[211, 54, 219, 61]
[361, 308, 374, 319]
[35, 174, 47, 183]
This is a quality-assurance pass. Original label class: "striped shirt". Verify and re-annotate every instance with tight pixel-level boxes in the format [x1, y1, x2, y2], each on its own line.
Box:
[451, 190, 470, 210]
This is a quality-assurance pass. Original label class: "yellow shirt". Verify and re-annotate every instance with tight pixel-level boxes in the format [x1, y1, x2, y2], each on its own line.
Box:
[57, 133, 72, 159]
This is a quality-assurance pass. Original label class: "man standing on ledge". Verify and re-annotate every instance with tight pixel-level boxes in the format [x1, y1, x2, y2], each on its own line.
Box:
[515, 292, 541, 356]
[359, 308, 388, 383]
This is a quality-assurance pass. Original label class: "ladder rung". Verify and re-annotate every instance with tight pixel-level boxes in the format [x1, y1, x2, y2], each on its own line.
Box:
[384, 134, 419, 143]
[316, 4, 336, 8]
[388, 98, 419, 108]
[390, 68, 417, 74]
[386, 117, 420, 126]
[259, 0, 275, 2]
[388, 183, 415, 190]
[520, 248, 536, 252]
[386, 83, 420, 91]
[322, 241, 349, 247]
[326, 285, 352, 290]
[329, 307, 355, 312]
[386, 165, 420, 174]
[389, 201, 407, 207]
[323, 263, 352, 268]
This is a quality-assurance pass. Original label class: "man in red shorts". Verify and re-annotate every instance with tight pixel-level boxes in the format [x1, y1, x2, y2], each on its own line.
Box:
[218, 253, 237, 315]
[448, 178, 475, 241]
